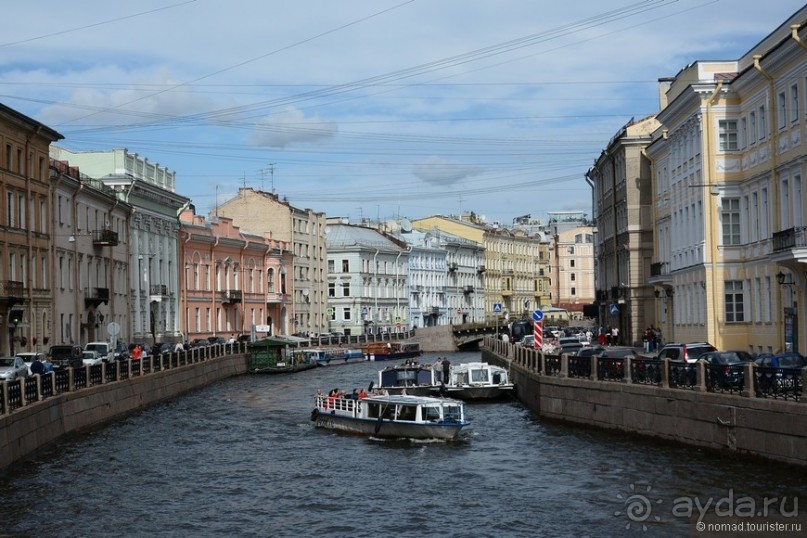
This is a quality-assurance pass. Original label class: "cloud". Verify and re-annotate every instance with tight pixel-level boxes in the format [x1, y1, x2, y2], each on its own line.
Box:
[412, 156, 484, 186]
[247, 107, 338, 148]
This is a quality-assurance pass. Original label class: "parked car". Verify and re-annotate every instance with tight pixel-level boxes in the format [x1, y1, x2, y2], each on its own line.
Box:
[48, 344, 83, 369]
[82, 350, 103, 366]
[16, 352, 46, 375]
[85, 342, 114, 363]
[656, 342, 717, 363]
[754, 352, 807, 369]
[113, 342, 129, 361]
[518, 335, 535, 347]
[207, 336, 226, 345]
[557, 336, 584, 355]
[575, 345, 606, 358]
[700, 351, 755, 389]
[0, 356, 29, 381]
[189, 339, 210, 348]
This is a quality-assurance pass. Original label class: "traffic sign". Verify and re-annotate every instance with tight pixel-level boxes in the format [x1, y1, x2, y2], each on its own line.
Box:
[493, 303, 502, 313]
[609, 303, 619, 315]
[532, 309, 544, 322]
[107, 322, 121, 336]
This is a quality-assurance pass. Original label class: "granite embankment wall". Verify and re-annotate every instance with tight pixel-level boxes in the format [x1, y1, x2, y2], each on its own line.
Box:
[413, 326, 457, 352]
[0, 353, 249, 471]
[482, 339, 807, 468]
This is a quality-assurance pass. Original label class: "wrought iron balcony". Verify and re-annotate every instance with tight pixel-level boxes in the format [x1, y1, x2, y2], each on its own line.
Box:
[463, 285, 474, 294]
[84, 287, 110, 307]
[0, 280, 24, 298]
[92, 228, 119, 246]
[448, 262, 458, 272]
[221, 289, 242, 303]
[477, 265, 486, 273]
[772, 227, 807, 252]
[150, 284, 168, 297]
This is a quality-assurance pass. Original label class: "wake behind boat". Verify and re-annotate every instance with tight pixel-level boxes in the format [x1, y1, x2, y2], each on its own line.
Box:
[310, 393, 469, 440]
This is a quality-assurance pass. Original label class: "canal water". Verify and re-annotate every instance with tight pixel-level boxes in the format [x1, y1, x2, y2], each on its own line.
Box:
[0, 351, 803, 537]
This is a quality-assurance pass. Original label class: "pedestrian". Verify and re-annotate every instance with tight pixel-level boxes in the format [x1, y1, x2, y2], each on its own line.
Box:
[442, 357, 451, 384]
[43, 357, 54, 373]
[174, 341, 184, 353]
[30, 356, 45, 375]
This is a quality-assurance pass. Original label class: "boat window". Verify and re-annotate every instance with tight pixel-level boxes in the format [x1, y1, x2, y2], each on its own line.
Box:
[443, 405, 462, 422]
[423, 406, 441, 422]
[397, 405, 417, 421]
[470, 369, 490, 383]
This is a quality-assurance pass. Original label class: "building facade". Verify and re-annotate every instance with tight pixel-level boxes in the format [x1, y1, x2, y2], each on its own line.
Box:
[51, 147, 189, 345]
[325, 224, 409, 335]
[179, 208, 291, 342]
[51, 159, 131, 347]
[0, 104, 62, 356]
[215, 188, 327, 337]
[646, 7, 807, 354]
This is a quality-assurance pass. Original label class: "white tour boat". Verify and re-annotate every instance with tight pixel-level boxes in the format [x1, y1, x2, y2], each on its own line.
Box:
[310, 393, 469, 440]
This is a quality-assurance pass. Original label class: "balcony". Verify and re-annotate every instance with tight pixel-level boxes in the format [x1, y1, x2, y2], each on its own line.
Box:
[84, 287, 110, 307]
[477, 265, 486, 274]
[648, 261, 672, 286]
[0, 280, 24, 306]
[221, 289, 243, 304]
[430, 307, 440, 314]
[501, 289, 513, 296]
[463, 285, 474, 294]
[149, 285, 168, 302]
[266, 292, 291, 305]
[92, 228, 119, 247]
[771, 227, 807, 263]
[448, 262, 458, 272]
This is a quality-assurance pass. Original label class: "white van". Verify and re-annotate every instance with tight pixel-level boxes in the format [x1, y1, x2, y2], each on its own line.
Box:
[84, 342, 114, 363]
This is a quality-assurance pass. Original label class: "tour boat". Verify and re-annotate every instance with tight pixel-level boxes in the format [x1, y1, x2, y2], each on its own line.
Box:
[248, 337, 317, 374]
[436, 361, 515, 401]
[376, 360, 514, 401]
[291, 347, 365, 367]
[310, 393, 469, 440]
[362, 341, 422, 361]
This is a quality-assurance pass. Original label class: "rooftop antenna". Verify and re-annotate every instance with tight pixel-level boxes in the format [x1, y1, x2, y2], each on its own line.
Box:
[215, 185, 219, 218]
[269, 163, 275, 193]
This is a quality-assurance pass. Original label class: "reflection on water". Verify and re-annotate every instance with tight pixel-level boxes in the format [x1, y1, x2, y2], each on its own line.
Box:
[0, 351, 802, 537]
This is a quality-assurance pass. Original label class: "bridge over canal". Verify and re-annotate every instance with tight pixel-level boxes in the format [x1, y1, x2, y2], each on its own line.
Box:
[413, 322, 504, 352]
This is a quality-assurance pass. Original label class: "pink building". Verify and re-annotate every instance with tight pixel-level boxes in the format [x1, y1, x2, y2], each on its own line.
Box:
[179, 208, 291, 343]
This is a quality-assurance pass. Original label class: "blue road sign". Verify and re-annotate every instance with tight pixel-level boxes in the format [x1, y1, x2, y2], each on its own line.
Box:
[609, 303, 619, 315]
[493, 303, 502, 313]
[532, 309, 544, 322]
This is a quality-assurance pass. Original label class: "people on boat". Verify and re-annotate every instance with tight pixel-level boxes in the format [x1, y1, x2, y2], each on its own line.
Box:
[347, 388, 359, 400]
[326, 389, 339, 409]
[357, 388, 369, 399]
[442, 357, 451, 384]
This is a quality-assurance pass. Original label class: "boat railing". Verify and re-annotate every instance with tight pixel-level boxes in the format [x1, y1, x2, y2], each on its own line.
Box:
[315, 395, 360, 416]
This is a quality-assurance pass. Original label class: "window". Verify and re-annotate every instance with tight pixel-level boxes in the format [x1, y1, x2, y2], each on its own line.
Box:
[740, 117, 747, 148]
[570, 273, 576, 281]
[570, 259, 575, 268]
[749, 111, 757, 144]
[328, 283, 335, 297]
[721, 198, 740, 245]
[343, 307, 351, 321]
[342, 283, 350, 297]
[718, 120, 738, 150]
[342, 259, 349, 272]
[791, 83, 800, 123]
[570, 286, 576, 296]
[758, 105, 766, 140]
[6, 192, 13, 227]
[778, 91, 787, 129]
[327, 259, 334, 273]
[725, 281, 744, 323]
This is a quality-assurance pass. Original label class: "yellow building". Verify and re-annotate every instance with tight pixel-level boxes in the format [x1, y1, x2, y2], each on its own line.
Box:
[646, 8, 807, 354]
[413, 214, 550, 322]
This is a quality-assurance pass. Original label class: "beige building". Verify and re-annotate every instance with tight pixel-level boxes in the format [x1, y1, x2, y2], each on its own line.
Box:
[0, 105, 62, 355]
[646, 7, 807, 354]
[215, 188, 327, 336]
[413, 214, 549, 323]
[588, 117, 659, 345]
[51, 147, 189, 345]
[549, 220, 597, 322]
[51, 160, 132, 346]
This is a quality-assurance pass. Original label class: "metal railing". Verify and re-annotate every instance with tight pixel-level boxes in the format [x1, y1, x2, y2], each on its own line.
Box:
[0, 343, 247, 416]
[486, 336, 804, 403]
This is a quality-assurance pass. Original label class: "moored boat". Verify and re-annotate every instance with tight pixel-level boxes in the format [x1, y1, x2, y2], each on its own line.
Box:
[362, 341, 422, 361]
[247, 337, 317, 374]
[291, 347, 365, 367]
[310, 393, 469, 440]
[375, 360, 514, 400]
[436, 361, 514, 400]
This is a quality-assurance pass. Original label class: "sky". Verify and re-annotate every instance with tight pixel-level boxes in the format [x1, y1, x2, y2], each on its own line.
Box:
[2, 0, 804, 226]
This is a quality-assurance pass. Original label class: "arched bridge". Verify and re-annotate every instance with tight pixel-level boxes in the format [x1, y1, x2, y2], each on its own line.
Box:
[413, 322, 504, 352]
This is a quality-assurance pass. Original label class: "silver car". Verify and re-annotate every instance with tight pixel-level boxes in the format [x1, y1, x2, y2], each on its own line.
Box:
[0, 356, 29, 382]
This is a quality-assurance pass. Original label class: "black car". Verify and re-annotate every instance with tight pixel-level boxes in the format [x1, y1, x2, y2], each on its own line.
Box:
[47, 344, 83, 369]
[700, 351, 755, 390]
